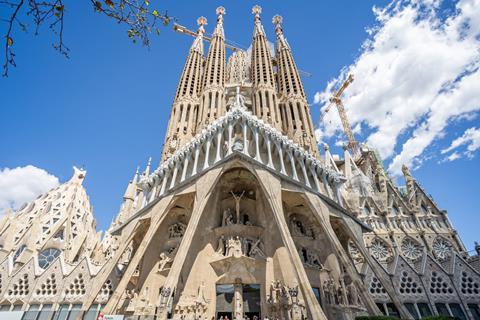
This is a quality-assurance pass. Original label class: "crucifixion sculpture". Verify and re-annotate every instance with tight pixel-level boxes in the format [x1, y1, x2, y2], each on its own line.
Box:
[231, 190, 245, 224]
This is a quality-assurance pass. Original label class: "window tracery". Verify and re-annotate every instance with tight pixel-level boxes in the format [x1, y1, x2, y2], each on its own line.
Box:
[401, 238, 423, 262]
[432, 237, 452, 262]
[460, 271, 480, 296]
[399, 271, 422, 295]
[38, 248, 61, 269]
[369, 238, 393, 262]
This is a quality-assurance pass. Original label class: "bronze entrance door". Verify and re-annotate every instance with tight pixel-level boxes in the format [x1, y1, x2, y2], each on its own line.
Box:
[216, 284, 234, 319]
[216, 283, 261, 319]
[243, 284, 261, 319]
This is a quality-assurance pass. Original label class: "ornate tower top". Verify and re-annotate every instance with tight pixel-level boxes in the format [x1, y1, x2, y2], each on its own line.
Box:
[273, 14, 317, 155]
[216, 6, 226, 17]
[272, 14, 282, 27]
[197, 16, 207, 32]
[252, 5, 262, 19]
[213, 6, 226, 37]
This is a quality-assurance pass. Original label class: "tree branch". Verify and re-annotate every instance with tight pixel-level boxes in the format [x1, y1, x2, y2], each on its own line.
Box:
[1, 0, 174, 76]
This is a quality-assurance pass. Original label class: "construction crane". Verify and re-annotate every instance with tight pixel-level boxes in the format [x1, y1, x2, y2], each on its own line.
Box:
[319, 74, 360, 157]
[172, 23, 312, 77]
[173, 23, 242, 52]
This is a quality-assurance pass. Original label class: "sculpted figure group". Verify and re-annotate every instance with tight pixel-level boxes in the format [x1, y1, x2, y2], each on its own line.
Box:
[322, 277, 360, 306]
[216, 235, 265, 259]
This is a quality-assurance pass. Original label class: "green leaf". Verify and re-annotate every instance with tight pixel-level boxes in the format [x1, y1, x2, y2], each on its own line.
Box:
[94, 1, 102, 10]
[152, 9, 159, 17]
[105, 0, 114, 8]
[7, 36, 13, 46]
[55, 5, 64, 11]
[144, 0, 149, 5]
[155, 28, 160, 35]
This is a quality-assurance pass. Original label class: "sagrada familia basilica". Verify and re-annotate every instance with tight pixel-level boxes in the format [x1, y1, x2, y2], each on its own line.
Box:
[0, 5, 479, 320]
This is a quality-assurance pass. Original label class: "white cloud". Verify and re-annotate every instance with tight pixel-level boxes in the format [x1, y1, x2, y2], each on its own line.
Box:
[314, 0, 480, 175]
[0, 166, 59, 215]
[441, 127, 480, 159]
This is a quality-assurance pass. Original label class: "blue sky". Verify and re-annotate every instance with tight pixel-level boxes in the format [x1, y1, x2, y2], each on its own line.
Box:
[1, 0, 479, 251]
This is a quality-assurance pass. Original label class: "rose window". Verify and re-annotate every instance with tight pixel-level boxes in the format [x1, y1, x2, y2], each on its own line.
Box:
[401, 238, 423, 261]
[38, 248, 61, 269]
[369, 238, 392, 262]
[432, 238, 452, 262]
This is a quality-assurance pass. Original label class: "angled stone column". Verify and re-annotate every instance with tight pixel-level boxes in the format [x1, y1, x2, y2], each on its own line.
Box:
[304, 192, 413, 320]
[82, 219, 141, 311]
[254, 168, 327, 320]
[157, 167, 223, 319]
[304, 192, 382, 316]
[99, 195, 175, 314]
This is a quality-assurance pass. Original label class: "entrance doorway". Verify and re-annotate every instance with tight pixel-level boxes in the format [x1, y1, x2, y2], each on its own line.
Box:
[216, 284, 234, 320]
[216, 283, 261, 319]
[243, 284, 261, 319]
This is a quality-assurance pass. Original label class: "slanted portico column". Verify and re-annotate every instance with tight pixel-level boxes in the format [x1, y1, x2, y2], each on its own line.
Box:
[157, 167, 223, 319]
[254, 168, 327, 320]
[97, 195, 175, 313]
[303, 192, 413, 320]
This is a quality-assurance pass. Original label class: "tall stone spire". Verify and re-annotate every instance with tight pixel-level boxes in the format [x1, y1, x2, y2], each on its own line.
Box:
[273, 15, 318, 156]
[162, 17, 207, 161]
[196, 7, 227, 132]
[250, 5, 281, 130]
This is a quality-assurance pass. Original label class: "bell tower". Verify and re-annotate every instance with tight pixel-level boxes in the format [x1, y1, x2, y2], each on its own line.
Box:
[162, 16, 207, 161]
[196, 7, 227, 131]
[273, 15, 318, 156]
[250, 5, 282, 130]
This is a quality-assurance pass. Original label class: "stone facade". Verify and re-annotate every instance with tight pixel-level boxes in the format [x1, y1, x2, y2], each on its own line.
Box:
[0, 5, 479, 320]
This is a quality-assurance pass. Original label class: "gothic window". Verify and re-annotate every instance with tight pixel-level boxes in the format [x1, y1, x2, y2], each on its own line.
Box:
[449, 303, 467, 320]
[7, 274, 29, 297]
[399, 271, 422, 295]
[429, 271, 454, 295]
[432, 237, 452, 262]
[38, 248, 61, 269]
[460, 271, 480, 296]
[65, 274, 86, 296]
[35, 274, 57, 296]
[101, 279, 114, 298]
[400, 238, 423, 262]
[418, 303, 433, 317]
[363, 205, 371, 216]
[369, 276, 387, 295]
[369, 238, 393, 262]
[13, 244, 27, 263]
[468, 304, 480, 319]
